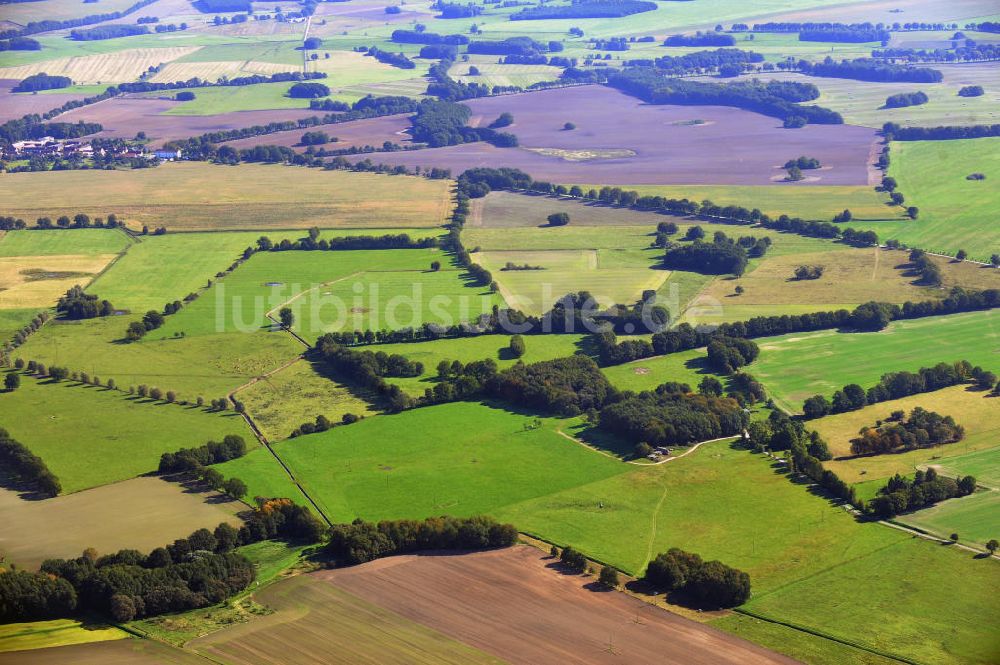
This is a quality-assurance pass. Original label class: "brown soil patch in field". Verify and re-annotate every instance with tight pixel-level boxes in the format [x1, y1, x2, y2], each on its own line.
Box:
[0, 476, 242, 570]
[346, 85, 877, 186]
[0, 80, 94, 123]
[315, 546, 797, 665]
[223, 113, 415, 152]
[0, 638, 205, 665]
[52, 97, 322, 148]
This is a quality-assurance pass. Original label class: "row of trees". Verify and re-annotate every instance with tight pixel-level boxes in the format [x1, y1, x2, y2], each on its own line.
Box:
[250, 232, 437, 254]
[800, 27, 889, 42]
[157, 435, 248, 473]
[0, 37, 41, 51]
[326, 515, 518, 565]
[69, 24, 149, 40]
[645, 548, 751, 608]
[802, 360, 983, 418]
[363, 46, 415, 70]
[867, 469, 976, 518]
[0, 0, 157, 38]
[511, 0, 655, 20]
[664, 32, 736, 47]
[800, 57, 942, 82]
[883, 121, 1000, 141]
[390, 29, 468, 45]
[0, 427, 61, 496]
[850, 407, 964, 456]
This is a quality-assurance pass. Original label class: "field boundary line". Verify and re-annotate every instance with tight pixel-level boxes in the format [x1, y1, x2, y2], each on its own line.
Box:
[732, 607, 919, 664]
[263, 271, 363, 348]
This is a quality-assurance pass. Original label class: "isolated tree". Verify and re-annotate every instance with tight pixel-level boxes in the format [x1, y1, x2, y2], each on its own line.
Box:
[786, 165, 803, 181]
[950, 533, 960, 542]
[547, 212, 570, 226]
[563, 122, 576, 130]
[987, 539, 999, 555]
[955, 249, 968, 261]
[279, 307, 294, 329]
[430, 260, 441, 271]
[599, 565, 620, 588]
[509, 334, 526, 358]
[223, 477, 248, 500]
[4, 373, 20, 392]
[734, 285, 744, 295]
[907, 206, 919, 219]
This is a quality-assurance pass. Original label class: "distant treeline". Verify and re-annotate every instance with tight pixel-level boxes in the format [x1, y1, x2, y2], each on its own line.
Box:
[873, 43, 1000, 63]
[70, 24, 149, 40]
[800, 27, 889, 42]
[0, 37, 41, 51]
[664, 33, 736, 47]
[0, 427, 61, 497]
[327, 516, 518, 565]
[608, 68, 842, 125]
[883, 121, 1000, 141]
[623, 48, 765, 77]
[12, 73, 72, 93]
[391, 29, 468, 45]
[0, 0, 157, 38]
[511, 0, 654, 20]
[799, 57, 943, 82]
[802, 360, 986, 418]
[433, 1, 483, 18]
[467, 36, 546, 56]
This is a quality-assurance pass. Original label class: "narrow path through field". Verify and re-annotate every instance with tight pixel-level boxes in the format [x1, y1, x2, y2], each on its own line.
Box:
[640, 478, 671, 573]
[263, 271, 363, 348]
[555, 429, 736, 466]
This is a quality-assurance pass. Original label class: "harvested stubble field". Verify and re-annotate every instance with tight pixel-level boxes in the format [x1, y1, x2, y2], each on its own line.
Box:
[0, 253, 117, 309]
[0, 371, 253, 492]
[0, 163, 452, 231]
[347, 85, 878, 185]
[0, 47, 201, 85]
[51, 97, 321, 147]
[810, 384, 1000, 484]
[753, 310, 1000, 413]
[148, 60, 299, 85]
[0, 476, 241, 570]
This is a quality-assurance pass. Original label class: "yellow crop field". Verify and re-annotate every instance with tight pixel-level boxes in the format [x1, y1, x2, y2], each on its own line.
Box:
[149, 59, 300, 83]
[0, 47, 201, 84]
[0, 254, 117, 309]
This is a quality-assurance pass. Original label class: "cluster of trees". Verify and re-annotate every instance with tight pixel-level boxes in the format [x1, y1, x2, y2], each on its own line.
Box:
[288, 82, 330, 98]
[802, 360, 978, 418]
[391, 29, 468, 45]
[433, 1, 482, 18]
[599, 389, 748, 446]
[299, 130, 331, 145]
[0, 37, 42, 51]
[125, 307, 168, 342]
[0, 427, 61, 496]
[884, 91, 928, 108]
[56, 286, 114, 320]
[0, 0, 157, 39]
[663, 232, 768, 276]
[157, 435, 248, 474]
[326, 515, 518, 565]
[883, 121, 1000, 141]
[12, 73, 72, 93]
[608, 68, 842, 125]
[316, 335, 422, 412]
[70, 24, 149, 40]
[409, 99, 517, 148]
[426, 358, 499, 404]
[489, 355, 613, 416]
[959, 85, 985, 97]
[907, 249, 942, 286]
[664, 32, 736, 47]
[748, 21, 885, 33]
[467, 36, 546, 56]
[119, 71, 327, 95]
[363, 46, 415, 69]
[799, 57, 943, 82]
[800, 27, 889, 42]
[645, 548, 751, 608]
[790, 264, 825, 282]
[288, 413, 363, 438]
[850, 407, 964, 456]
[784, 155, 821, 169]
[194, 0, 250, 11]
[425, 57, 494, 101]
[867, 468, 976, 518]
[706, 336, 759, 373]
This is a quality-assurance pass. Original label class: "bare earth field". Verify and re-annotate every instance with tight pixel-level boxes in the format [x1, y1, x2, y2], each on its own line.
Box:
[0, 80, 92, 123]
[53, 97, 322, 147]
[347, 85, 877, 185]
[302, 547, 796, 665]
[0, 476, 242, 570]
[224, 113, 415, 152]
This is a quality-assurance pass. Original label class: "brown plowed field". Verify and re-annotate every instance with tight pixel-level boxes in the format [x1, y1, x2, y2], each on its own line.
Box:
[223, 112, 414, 152]
[0, 79, 92, 123]
[0, 638, 205, 665]
[52, 97, 322, 147]
[311, 546, 799, 665]
[346, 85, 877, 186]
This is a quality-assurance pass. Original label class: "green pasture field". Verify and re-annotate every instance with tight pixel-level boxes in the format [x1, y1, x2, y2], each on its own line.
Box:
[152, 248, 498, 337]
[0, 164, 453, 232]
[576, 185, 897, 221]
[12, 316, 303, 401]
[0, 308, 41, 342]
[261, 401, 628, 522]
[600, 347, 710, 392]
[742, 537, 1000, 665]
[898, 488, 1000, 547]
[752, 309, 1000, 413]
[159, 82, 312, 115]
[933, 446, 1000, 488]
[213, 446, 306, 504]
[712, 614, 898, 665]
[810, 385, 1000, 484]
[0, 370, 252, 493]
[375, 333, 587, 396]
[0, 229, 131, 257]
[0, 620, 127, 654]
[850, 138, 1000, 261]
[236, 359, 375, 441]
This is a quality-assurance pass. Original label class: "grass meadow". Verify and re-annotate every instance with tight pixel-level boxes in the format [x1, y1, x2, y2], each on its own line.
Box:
[0, 371, 252, 493]
[752, 310, 1000, 413]
[810, 385, 1000, 484]
[0, 620, 126, 654]
[0, 229, 131, 257]
[852, 138, 1000, 261]
[0, 164, 452, 232]
[0, 253, 117, 310]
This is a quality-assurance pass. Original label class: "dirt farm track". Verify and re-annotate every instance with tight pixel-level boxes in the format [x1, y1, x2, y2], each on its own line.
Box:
[192, 545, 797, 665]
